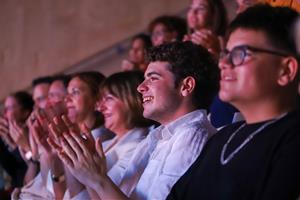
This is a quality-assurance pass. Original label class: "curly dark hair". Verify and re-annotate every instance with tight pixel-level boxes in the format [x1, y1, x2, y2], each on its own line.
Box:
[146, 41, 219, 110]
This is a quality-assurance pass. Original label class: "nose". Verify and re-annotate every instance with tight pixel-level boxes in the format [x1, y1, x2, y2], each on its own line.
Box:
[96, 99, 105, 112]
[4, 110, 9, 119]
[218, 53, 233, 70]
[64, 94, 71, 104]
[137, 79, 147, 94]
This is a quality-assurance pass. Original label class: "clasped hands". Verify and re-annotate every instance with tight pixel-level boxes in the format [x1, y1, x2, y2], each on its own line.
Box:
[47, 114, 108, 190]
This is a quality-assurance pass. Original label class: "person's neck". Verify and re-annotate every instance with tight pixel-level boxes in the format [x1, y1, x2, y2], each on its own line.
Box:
[80, 113, 96, 131]
[236, 100, 295, 124]
[113, 125, 131, 138]
[159, 105, 197, 126]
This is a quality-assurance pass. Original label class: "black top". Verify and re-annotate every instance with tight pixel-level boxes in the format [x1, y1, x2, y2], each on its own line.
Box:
[167, 110, 300, 200]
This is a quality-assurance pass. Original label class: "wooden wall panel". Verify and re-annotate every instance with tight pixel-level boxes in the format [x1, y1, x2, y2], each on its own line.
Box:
[0, 0, 188, 99]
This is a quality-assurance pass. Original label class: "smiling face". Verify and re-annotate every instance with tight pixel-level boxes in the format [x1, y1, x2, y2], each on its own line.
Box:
[98, 91, 128, 134]
[48, 80, 67, 104]
[219, 28, 285, 109]
[187, 0, 212, 31]
[151, 23, 176, 46]
[137, 61, 184, 125]
[33, 83, 50, 109]
[129, 38, 146, 65]
[4, 96, 23, 122]
[65, 77, 97, 123]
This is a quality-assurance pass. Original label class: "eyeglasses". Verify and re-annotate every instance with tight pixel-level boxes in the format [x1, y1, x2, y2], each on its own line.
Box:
[219, 45, 290, 67]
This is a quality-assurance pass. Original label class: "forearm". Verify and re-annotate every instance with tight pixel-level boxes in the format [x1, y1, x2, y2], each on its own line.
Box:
[49, 154, 66, 200]
[53, 181, 66, 200]
[86, 187, 101, 200]
[64, 167, 85, 198]
[23, 161, 40, 185]
[92, 175, 129, 200]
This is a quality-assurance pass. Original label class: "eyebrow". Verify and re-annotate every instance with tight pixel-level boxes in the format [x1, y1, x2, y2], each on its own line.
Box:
[145, 71, 162, 78]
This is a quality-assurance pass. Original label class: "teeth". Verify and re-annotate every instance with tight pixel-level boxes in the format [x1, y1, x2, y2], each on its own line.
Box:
[143, 96, 153, 103]
[224, 76, 234, 81]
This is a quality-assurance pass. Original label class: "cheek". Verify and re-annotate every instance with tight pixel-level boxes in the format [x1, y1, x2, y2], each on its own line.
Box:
[137, 50, 144, 57]
[74, 96, 89, 111]
[5, 111, 13, 120]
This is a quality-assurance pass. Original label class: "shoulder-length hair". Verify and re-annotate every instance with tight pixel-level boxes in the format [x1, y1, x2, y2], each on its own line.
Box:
[100, 71, 153, 129]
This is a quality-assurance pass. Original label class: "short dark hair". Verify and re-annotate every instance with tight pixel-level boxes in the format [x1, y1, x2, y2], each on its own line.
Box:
[52, 74, 71, 88]
[228, 4, 299, 56]
[146, 41, 219, 110]
[32, 76, 53, 87]
[100, 71, 153, 128]
[148, 15, 187, 41]
[11, 91, 34, 113]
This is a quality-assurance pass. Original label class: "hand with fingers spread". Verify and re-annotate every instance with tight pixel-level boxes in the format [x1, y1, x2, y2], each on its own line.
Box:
[9, 119, 30, 151]
[49, 120, 107, 190]
[27, 111, 51, 152]
[0, 116, 16, 149]
[189, 29, 221, 55]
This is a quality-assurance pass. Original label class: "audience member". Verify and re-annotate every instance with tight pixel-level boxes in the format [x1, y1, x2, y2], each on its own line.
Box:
[168, 5, 300, 200]
[0, 91, 33, 189]
[31, 76, 53, 109]
[121, 34, 152, 72]
[185, 0, 228, 56]
[14, 76, 70, 200]
[62, 71, 114, 198]
[148, 15, 187, 46]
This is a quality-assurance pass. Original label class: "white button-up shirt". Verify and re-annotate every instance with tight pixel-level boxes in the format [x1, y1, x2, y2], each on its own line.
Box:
[63, 127, 149, 200]
[115, 109, 216, 200]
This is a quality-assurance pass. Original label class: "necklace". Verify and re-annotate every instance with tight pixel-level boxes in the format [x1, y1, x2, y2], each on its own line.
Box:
[220, 113, 287, 165]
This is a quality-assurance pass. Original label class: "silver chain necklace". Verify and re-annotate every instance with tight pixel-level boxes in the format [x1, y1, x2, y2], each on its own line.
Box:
[220, 113, 287, 165]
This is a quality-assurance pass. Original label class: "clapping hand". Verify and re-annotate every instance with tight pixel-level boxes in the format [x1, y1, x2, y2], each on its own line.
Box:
[48, 115, 107, 190]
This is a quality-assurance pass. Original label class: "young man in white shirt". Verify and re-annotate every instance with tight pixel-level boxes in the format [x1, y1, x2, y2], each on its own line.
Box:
[53, 41, 219, 200]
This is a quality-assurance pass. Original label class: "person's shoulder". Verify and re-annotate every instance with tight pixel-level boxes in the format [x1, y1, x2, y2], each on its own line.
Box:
[274, 109, 300, 131]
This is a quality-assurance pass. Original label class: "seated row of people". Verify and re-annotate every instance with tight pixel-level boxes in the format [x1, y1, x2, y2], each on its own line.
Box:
[0, 3, 300, 200]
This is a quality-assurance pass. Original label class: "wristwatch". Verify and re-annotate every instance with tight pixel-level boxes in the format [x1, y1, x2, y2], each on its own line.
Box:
[51, 173, 65, 183]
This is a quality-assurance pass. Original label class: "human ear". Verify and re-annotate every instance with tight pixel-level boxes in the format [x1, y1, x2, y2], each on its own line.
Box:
[180, 76, 196, 97]
[277, 57, 299, 86]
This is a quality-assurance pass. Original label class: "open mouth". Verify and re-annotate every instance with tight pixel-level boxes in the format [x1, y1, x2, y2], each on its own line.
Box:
[221, 72, 236, 81]
[103, 113, 112, 119]
[142, 96, 154, 103]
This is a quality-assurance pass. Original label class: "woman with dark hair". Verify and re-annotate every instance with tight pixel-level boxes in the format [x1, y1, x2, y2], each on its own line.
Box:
[65, 71, 113, 141]
[122, 34, 152, 72]
[148, 15, 187, 46]
[62, 71, 114, 199]
[185, 0, 228, 56]
[0, 91, 33, 192]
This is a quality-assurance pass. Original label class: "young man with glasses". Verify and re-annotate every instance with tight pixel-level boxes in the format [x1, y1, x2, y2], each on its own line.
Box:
[167, 5, 300, 200]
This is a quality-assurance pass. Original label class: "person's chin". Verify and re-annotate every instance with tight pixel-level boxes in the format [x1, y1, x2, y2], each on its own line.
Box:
[67, 114, 76, 123]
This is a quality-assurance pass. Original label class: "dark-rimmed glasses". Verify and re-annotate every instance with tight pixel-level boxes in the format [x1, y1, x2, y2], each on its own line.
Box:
[219, 45, 290, 67]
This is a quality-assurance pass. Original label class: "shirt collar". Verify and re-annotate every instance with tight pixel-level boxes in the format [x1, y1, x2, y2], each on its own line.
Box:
[151, 109, 208, 141]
